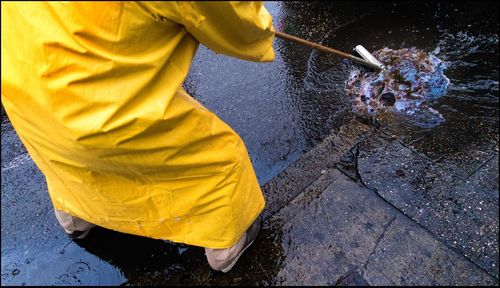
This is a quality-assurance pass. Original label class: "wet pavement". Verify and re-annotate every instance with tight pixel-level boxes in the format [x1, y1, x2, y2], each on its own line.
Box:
[1, 1, 498, 286]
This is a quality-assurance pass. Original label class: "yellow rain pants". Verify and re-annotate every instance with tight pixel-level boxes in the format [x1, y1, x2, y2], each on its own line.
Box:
[1, 1, 275, 249]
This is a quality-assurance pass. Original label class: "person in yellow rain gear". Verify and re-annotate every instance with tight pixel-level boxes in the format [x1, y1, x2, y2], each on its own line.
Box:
[1, 1, 275, 272]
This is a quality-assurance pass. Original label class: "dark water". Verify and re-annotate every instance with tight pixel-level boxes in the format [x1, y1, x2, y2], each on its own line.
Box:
[304, 2, 498, 135]
[1, 1, 498, 286]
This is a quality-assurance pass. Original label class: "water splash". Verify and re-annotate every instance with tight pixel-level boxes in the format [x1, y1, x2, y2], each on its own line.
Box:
[345, 47, 450, 128]
[432, 31, 499, 62]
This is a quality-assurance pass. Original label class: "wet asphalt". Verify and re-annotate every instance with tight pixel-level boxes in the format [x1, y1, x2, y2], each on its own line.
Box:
[1, 1, 499, 286]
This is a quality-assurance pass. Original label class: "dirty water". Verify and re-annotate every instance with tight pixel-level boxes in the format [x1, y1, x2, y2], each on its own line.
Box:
[1, 1, 499, 286]
[345, 47, 450, 128]
[305, 2, 498, 138]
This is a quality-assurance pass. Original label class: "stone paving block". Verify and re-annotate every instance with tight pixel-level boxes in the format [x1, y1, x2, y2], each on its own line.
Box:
[261, 119, 372, 220]
[380, 115, 497, 162]
[357, 134, 499, 277]
[364, 214, 497, 286]
[270, 169, 396, 285]
[451, 154, 499, 276]
[269, 168, 497, 285]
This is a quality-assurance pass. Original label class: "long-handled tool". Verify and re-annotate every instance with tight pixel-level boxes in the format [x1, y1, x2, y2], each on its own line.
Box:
[274, 31, 384, 71]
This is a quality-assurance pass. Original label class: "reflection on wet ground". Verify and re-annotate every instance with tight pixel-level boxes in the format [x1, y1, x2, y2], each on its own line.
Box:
[1, 1, 498, 286]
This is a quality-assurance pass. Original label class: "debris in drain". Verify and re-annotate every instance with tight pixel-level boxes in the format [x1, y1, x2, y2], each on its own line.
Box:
[395, 169, 406, 177]
[345, 47, 450, 128]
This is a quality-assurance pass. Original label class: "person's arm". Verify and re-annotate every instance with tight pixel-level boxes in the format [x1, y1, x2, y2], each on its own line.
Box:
[179, 1, 275, 62]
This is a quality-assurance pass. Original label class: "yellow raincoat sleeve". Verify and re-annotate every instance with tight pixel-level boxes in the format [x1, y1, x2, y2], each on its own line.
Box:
[144, 1, 275, 62]
[182, 1, 275, 62]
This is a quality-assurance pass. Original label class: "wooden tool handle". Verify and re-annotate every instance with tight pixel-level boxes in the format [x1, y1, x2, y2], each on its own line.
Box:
[274, 31, 382, 71]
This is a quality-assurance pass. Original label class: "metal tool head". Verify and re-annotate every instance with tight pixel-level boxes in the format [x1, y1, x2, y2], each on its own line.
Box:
[354, 45, 385, 71]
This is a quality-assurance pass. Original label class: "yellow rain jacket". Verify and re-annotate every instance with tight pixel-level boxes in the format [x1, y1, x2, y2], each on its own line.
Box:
[1, 1, 275, 249]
